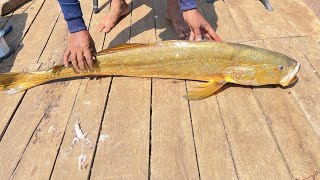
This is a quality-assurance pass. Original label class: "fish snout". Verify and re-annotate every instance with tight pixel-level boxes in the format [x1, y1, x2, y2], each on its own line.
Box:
[280, 62, 300, 86]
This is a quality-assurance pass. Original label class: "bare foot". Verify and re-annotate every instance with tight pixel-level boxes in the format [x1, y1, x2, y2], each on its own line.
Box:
[98, 0, 131, 33]
[166, 0, 190, 39]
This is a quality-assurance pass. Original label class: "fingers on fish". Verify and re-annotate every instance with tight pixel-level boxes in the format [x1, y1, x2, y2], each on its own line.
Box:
[184, 80, 226, 100]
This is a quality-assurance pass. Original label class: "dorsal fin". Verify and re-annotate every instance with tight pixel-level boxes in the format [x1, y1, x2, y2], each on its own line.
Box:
[44, 64, 64, 73]
[96, 43, 150, 55]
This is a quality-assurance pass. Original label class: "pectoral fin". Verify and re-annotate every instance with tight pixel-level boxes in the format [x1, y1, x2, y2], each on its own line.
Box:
[184, 80, 226, 100]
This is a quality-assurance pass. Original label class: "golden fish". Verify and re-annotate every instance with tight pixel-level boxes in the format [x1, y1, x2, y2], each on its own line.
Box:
[0, 41, 300, 100]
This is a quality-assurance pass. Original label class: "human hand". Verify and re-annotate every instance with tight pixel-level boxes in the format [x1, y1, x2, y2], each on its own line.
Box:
[182, 9, 222, 42]
[63, 30, 97, 72]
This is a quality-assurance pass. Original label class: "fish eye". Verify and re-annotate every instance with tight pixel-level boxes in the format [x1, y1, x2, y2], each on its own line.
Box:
[278, 65, 284, 70]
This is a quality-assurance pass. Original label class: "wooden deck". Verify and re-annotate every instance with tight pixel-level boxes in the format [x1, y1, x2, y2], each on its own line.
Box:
[0, 0, 320, 179]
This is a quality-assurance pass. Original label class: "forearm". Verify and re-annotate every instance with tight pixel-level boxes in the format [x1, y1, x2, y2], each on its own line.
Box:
[179, 0, 197, 11]
[58, 0, 87, 33]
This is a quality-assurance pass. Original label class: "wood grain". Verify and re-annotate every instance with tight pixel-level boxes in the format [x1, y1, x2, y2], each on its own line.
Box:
[270, 0, 320, 36]
[224, 0, 298, 40]
[90, 0, 151, 178]
[242, 40, 320, 179]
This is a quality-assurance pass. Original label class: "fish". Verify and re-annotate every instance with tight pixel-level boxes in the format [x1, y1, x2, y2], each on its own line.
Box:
[0, 40, 300, 100]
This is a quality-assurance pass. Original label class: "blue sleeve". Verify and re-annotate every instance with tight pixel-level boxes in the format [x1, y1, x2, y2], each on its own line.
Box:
[58, 0, 87, 33]
[179, 0, 197, 11]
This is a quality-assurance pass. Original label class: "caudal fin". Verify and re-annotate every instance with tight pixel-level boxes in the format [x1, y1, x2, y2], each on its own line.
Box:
[0, 72, 39, 95]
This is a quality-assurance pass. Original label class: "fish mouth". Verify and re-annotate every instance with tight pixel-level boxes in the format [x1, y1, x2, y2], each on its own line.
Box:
[280, 62, 300, 86]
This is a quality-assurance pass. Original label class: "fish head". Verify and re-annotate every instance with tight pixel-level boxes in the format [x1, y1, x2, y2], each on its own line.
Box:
[279, 61, 300, 86]
[254, 54, 300, 86]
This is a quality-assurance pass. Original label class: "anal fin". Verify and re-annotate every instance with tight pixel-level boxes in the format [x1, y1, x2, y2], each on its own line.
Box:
[184, 80, 226, 100]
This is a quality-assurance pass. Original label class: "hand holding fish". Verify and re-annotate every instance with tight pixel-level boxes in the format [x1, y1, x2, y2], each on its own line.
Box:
[63, 30, 96, 71]
[183, 9, 222, 42]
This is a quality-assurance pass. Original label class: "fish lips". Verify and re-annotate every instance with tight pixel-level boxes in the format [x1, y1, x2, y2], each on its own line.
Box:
[280, 62, 300, 86]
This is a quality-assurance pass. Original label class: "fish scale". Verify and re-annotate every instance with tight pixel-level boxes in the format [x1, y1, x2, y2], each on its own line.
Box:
[0, 40, 300, 100]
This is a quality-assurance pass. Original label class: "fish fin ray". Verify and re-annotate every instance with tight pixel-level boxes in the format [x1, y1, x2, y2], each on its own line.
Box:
[97, 43, 150, 55]
[7, 85, 25, 95]
[0, 72, 21, 91]
[0, 72, 47, 95]
[185, 80, 226, 100]
[46, 64, 65, 74]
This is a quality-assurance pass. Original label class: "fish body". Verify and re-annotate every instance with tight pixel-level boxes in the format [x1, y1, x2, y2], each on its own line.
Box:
[0, 41, 300, 100]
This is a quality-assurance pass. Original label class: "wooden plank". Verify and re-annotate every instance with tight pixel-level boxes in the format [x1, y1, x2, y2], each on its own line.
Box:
[186, 88, 238, 179]
[0, 0, 33, 28]
[199, 0, 243, 42]
[3, 0, 95, 179]
[7, 4, 90, 177]
[8, 81, 81, 179]
[212, 0, 320, 177]
[260, 38, 320, 137]
[49, 78, 110, 179]
[304, 0, 320, 18]
[90, 0, 151, 179]
[0, 81, 80, 179]
[0, 0, 46, 67]
[224, 0, 298, 40]
[293, 36, 320, 73]
[1, 0, 60, 67]
[239, 40, 320, 179]
[216, 87, 292, 179]
[49, 1, 111, 179]
[150, 0, 200, 179]
[0, 64, 41, 140]
[0, 0, 31, 16]
[196, 1, 293, 179]
[270, 0, 320, 36]
[151, 79, 199, 179]
[0, 0, 50, 139]
[37, 14, 68, 64]
[187, 1, 240, 179]
[0, 0, 48, 139]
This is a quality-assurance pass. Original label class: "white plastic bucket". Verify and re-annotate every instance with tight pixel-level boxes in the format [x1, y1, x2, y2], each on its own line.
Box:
[0, 37, 10, 59]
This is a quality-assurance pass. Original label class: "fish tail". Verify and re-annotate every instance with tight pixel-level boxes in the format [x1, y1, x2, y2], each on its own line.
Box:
[0, 72, 21, 90]
[0, 72, 45, 95]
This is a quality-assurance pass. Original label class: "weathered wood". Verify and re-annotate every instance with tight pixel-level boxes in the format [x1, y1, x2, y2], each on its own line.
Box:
[199, 0, 243, 42]
[151, 79, 200, 179]
[0, 0, 50, 138]
[50, 78, 110, 179]
[270, 0, 320, 36]
[8, 81, 81, 179]
[90, 0, 151, 179]
[216, 87, 292, 179]
[261, 38, 320, 137]
[0, 0, 31, 16]
[0, 0, 46, 137]
[0, 0, 46, 67]
[0, 64, 41, 140]
[50, 0, 110, 179]
[181, 1, 239, 179]
[241, 40, 320, 179]
[198, 1, 292, 178]
[37, 14, 68, 64]
[0, 80, 80, 179]
[5, 0, 96, 178]
[304, 0, 320, 18]
[186, 87, 238, 179]
[1, 0, 60, 67]
[150, 0, 200, 179]
[293, 37, 320, 73]
[224, 0, 298, 40]
[0, 0, 33, 29]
